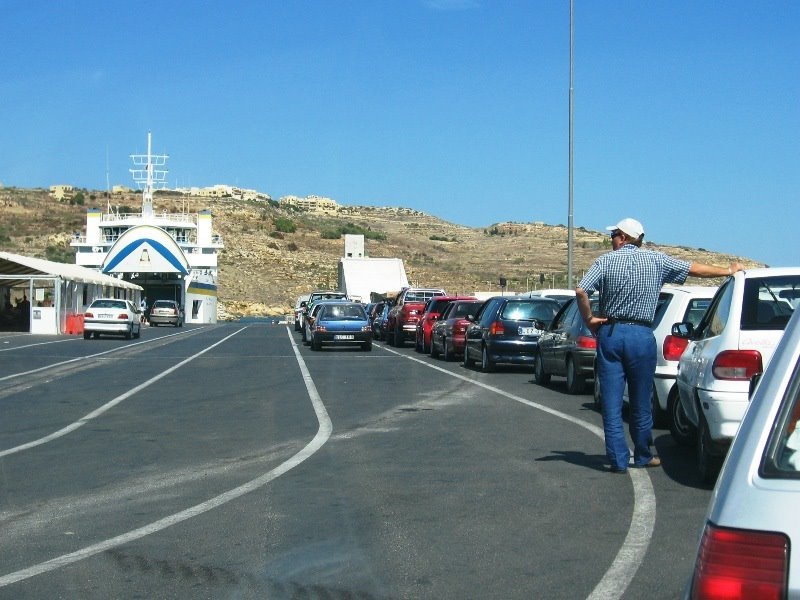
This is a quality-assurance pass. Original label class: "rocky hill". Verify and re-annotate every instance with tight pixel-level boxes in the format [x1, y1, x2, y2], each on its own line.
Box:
[0, 187, 760, 317]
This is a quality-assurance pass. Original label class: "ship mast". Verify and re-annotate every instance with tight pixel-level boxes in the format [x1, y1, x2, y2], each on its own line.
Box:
[129, 132, 169, 219]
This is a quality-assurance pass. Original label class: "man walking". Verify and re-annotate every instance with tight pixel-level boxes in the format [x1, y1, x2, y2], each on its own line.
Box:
[575, 218, 743, 473]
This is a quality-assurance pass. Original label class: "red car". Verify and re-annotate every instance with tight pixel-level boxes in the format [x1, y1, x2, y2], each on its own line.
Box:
[415, 295, 477, 353]
[386, 287, 446, 347]
[430, 299, 484, 360]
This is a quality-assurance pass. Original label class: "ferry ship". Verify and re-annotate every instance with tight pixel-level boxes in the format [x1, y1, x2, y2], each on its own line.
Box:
[71, 133, 223, 324]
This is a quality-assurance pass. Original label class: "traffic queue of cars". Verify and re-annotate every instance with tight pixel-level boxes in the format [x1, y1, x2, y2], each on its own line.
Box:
[292, 273, 800, 596]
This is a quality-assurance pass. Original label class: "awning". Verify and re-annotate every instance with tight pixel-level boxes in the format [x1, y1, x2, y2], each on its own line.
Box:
[0, 251, 143, 291]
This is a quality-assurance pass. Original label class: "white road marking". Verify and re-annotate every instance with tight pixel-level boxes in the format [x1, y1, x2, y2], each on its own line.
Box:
[0, 338, 78, 352]
[0, 328, 201, 383]
[378, 344, 656, 600]
[0, 328, 239, 458]
[0, 327, 332, 587]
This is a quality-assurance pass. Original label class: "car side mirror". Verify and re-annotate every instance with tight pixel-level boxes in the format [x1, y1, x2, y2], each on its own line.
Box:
[671, 322, 694, 338]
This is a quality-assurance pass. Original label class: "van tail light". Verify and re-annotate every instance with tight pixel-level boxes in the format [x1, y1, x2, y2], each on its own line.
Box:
[489, 321, 505, 336]
[690, 523, 788, 600]
[663, 335, 689, 361]
[576, 335, 596, 349]
[712, 350, 763, 381]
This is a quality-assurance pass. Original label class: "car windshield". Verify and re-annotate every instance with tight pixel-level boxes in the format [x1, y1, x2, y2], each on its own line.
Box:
[90, 300, 126, 309]
[453, 301, 481, 318]
[741, 276, 800, 330]
[501, 301, 558, 322]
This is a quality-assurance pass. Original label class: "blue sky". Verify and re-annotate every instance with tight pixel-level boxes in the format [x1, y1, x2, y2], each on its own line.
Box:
[2, 1, 797, 267]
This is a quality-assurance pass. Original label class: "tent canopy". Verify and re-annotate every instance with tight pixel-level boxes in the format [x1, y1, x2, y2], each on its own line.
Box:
[0, 251, 142, 291]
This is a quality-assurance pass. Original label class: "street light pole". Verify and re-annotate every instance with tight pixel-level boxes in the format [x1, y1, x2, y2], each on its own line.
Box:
[567, 0, 575, 289]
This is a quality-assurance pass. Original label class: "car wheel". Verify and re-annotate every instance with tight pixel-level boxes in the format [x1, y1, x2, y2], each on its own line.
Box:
[125, 325, 132, 340]
[668, 386, 697, 447]
[362, 340, 372, 351]
[651, 384, 666, 429]
[592, 367, 601, 409]
[565, 356, 585, 394]
[430, 338, 440, 358]
[534, 352, 551, 385]
[83, 331, 91, 340]
[481, 345, 495, 373]
[463, 345, 474, 368]
[394, 325, 403, 347]
[311, 336, 321, 351]
[697, 412, 724, 484]
[443, 339, 453, 362]
[134, 324, 141, 339]
[415, 335, 422, 353]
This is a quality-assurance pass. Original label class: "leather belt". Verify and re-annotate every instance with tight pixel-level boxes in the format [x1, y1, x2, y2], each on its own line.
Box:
[605, 317, 652, 327]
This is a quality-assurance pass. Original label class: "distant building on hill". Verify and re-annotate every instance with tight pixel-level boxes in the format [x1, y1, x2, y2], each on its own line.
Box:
[49, 185, 74, 200]
[280, 194, 339, 213]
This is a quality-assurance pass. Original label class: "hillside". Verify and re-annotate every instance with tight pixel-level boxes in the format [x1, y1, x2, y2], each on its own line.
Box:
[0, 187, 760, 316]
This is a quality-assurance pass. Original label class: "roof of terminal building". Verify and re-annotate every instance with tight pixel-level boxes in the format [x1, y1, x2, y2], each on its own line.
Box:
[0, 251, 143, 291]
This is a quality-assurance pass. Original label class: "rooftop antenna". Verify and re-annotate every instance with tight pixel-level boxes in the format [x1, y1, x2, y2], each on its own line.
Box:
[130, 131, 169, 220]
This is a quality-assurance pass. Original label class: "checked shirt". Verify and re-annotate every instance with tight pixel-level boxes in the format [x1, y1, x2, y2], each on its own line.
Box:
[578, 244, 690, 323]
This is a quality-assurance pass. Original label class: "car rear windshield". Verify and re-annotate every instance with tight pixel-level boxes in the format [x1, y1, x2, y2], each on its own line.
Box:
[501, 301, 559, 322]
[428, 299, 451, 313]
[452, 301, 482, 318]
[153, 301, 176, 308]
[91, 300, 126, 309]
[405, 291, 443, 303]
[741, 276, 800, 331]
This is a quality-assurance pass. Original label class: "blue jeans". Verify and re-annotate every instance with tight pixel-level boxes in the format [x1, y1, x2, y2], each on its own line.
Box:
[596, 323, 657, 470]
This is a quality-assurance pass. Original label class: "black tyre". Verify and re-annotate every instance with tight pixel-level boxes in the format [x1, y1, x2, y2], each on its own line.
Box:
[83, 331, 91, 340]
[394, 326, 404, 347]
[533, 352, 551, 385]
[565, 357, 586, 394]
[592, 368, 602, 409]
[125, 326, 132, 340]
[668, 386, 697, 446]
[697, 412, 724, 484]
[463, 345, 474, 368]
[481, 346, 495, 373]
[362, 340, 372, 351]
[443, 339, 453, 362]
[430, 338, 440, 358]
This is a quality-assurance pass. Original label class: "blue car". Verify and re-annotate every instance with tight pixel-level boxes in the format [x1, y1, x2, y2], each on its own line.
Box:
[309, 302, 373, 351]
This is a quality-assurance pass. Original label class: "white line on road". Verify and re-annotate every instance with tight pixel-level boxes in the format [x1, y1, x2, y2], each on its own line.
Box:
[0, 328, 201, 383]
[0, 327, 332, 587]
[377, 344, 656, 600]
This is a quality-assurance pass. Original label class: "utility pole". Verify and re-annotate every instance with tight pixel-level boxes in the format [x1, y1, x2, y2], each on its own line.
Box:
[567, 0, 575, 289]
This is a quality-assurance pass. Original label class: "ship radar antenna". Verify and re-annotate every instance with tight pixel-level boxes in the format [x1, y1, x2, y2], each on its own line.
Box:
[129, 131, 169, 220]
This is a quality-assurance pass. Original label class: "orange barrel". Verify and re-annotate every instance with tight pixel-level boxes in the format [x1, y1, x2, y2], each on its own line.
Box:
[74, 313, 84, 334]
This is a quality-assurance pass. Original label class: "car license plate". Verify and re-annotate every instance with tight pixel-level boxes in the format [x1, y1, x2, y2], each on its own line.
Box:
[519, 327, 540, 336]
[334, 334, 354, 340]
[99, 314, 113, 319]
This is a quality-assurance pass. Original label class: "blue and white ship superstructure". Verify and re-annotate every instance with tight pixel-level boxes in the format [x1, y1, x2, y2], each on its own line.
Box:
[71, 133, 223, 323]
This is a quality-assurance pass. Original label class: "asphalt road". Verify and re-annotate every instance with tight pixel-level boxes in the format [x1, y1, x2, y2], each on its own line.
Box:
[0, 323, 713, 599]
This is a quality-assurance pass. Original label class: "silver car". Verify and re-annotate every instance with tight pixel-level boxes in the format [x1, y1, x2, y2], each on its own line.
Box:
[148, 299, 184, 327]
[685, 305, 800, 598]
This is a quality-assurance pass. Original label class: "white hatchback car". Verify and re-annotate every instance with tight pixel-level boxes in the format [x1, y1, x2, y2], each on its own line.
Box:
[593, 285, 717, 426]
[674, 267, 800, 482]
[685, 305, 800, 599]
[83, 297, 142, 340]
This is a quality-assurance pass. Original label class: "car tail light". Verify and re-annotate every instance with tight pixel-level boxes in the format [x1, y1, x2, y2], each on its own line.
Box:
[663, 335, 689, 361]
[85, 312, 94, 318]
[712, 350, 763, 381]
[576, 335, 596, 349]
[454, 321, 468, 335]
[118, 314, 128, 320]
[690, 523, 788, 600]
[489, 321, 505, 336]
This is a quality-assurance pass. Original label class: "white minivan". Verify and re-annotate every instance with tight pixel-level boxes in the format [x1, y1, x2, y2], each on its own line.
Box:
[674, 267, 800, 482]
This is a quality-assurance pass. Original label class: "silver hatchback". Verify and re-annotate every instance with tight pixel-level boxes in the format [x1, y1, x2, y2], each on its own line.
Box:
[148, 300, 184, 327]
